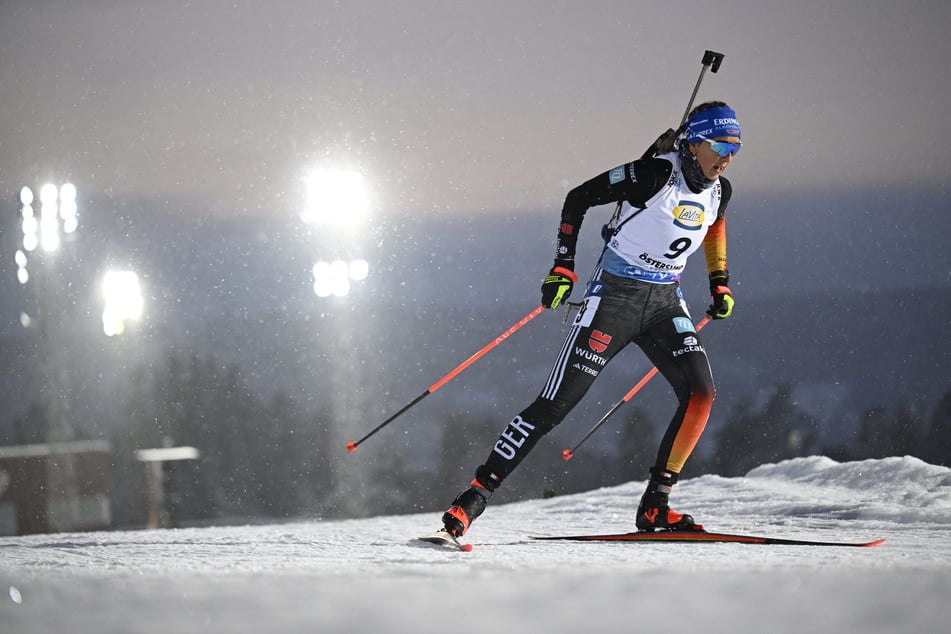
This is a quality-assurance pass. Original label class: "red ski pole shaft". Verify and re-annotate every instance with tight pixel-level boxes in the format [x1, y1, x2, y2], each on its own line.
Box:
[427, 304, 546, 393]
[347, 305, 546, 452]
[563, 316, 711, 460]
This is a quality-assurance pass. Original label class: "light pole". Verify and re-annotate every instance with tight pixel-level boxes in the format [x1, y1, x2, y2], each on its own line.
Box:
[16, 181, 82, 530]
[300, 167, 374, 515]
[16, 182, 80, 442]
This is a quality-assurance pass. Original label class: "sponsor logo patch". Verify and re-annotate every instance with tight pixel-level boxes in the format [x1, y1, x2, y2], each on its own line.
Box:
[673, 341, 704, 357]
[585, 281, 605, 297]
[572, 362, 600, 377]
[672, 201, 705, 230]
[673, 317, 695, 333]
[574, 346, 608, 366]
[589, 330, 612, 354]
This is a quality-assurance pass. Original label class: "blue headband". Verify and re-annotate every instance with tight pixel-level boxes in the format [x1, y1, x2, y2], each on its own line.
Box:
[685, 106, 741, 142]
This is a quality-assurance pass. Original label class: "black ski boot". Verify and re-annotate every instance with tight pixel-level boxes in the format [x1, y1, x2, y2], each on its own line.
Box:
[635, 468, 702, 532]
[441, 467, 501, 537]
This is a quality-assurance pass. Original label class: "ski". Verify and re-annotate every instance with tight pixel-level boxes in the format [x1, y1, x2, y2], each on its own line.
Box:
[418, 530, 474, 552]
[530, 530, 885, 548]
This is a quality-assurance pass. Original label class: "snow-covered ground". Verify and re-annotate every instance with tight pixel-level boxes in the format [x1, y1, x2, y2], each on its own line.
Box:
[2, 455, 949, 633]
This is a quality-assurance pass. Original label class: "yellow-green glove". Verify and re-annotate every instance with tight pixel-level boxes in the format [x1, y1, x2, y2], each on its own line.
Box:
[707, 270, 734, 319]
[541, 263, 578, 310]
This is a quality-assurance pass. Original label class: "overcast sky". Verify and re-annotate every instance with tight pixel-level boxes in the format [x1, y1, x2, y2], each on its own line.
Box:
[2, 0, 950, 218]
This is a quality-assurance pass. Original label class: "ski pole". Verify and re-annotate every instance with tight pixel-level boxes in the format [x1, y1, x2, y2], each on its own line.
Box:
[347, 304, 546, 452]
[640, 50, 725, 160]
[562, 316, 712, 460]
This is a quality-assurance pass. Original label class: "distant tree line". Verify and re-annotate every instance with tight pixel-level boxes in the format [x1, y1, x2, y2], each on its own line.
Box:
[106, 353, 339, 527]
[703, 383, 951, 477]
[3, 353, 950, 528]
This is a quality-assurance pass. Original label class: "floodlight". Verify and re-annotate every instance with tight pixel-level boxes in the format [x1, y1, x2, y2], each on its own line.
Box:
[40, 231, 61, 253]
[330, 260, 350, 296]
[312, 261, 333, 297]
[14, 250, 28, 285]
[21, 193, 37, 251]
[102, 270, 144, 336]
[39, 186, 61, 252]
[59, 183, 76, 203]
[349, 259, 369, 281]
[39, 183, 58, 205]
[59, 183, 78, 234]
[312, 259, 363, 297]
[301, 168, 369, 227]
[22, 233, 38, 252]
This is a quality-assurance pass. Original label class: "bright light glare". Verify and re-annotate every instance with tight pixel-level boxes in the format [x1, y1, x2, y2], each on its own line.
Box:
[14, 250, 28, 285]
[20, 182, 78, 250]
[312, 258, 370, 297]
[330, 260, 350, 296]
[21, 195, 38, 251]
[39, 200, 60, 252]
[102, 270, 144, 336]
[22, 233, 38, 252]
[301, 169, 369, 227]
[349, 259, 369, 281]
[39, 183, 58, 205]
[40, 230, 60, 253]
[59, 186, 78, 234]
[59, 183, 76, 203]
[312, 260, 350, 297]
[312, 261, 335, 297]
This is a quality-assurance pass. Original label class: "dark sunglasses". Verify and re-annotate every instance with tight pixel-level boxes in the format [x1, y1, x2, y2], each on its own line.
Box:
[697, 134, 742, 157]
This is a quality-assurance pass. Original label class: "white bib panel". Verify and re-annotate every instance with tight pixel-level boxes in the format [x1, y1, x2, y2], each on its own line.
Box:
[601, 152, 721, 283]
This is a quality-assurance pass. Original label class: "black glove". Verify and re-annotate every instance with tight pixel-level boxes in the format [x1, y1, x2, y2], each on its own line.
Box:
[707, 270, 734, 319]
[540, 261, 578, 310]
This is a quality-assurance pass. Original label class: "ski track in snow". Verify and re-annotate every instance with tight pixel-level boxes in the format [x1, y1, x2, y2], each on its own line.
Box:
[1, 456, 950, 633]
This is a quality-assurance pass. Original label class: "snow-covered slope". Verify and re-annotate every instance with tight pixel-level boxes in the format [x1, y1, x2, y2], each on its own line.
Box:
[2, 456, 949, 633]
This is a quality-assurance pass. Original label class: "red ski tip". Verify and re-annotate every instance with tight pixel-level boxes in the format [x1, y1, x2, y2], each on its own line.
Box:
[346, 441, 358, 453]
[460, 543, 474, 552]
[562, 449, 573, 461]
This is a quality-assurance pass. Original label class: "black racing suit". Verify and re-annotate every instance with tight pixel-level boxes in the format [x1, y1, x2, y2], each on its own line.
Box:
[478, 155, 732, 487]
